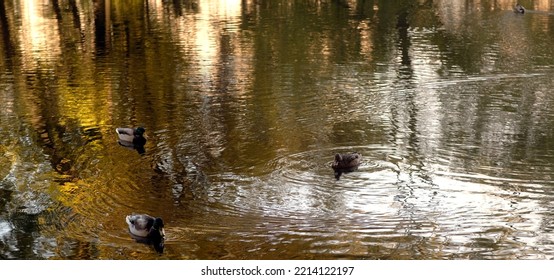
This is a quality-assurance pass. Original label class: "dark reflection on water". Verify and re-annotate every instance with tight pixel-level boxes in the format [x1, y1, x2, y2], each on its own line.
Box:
[2, 0, 554, 259]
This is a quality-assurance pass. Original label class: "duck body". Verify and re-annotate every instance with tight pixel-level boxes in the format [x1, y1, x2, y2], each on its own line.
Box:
[514, 3, 525, 14]
[126, 214, 165, 237]
[332, 152, 362, 179]
[332, 152, 362, 170]
[116, 127, 146, 153]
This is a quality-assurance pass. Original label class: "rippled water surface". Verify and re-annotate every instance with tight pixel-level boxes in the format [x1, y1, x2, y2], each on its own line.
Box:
[2, 0, 554, 259]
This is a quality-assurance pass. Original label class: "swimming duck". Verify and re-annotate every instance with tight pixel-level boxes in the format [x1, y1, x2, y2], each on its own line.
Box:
[125, 214, 165, 253]
[126, 214, 165, 238]
[332, 152, 362, 179]
[116, 127, 146, 146]
[513, 3, 525, 14]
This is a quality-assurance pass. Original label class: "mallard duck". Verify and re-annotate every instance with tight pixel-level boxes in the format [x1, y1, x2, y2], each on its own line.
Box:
[513, 3, 525, 14]
[125, 214, 165, 253]
[332, 152, 362, 179]
[126, 214, 165, 237]
[116, 127, 146, 146]
[332, 152, 362, 170]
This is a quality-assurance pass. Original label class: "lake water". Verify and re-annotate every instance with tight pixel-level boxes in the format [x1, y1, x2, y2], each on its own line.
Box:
[2, 0, 554, 259]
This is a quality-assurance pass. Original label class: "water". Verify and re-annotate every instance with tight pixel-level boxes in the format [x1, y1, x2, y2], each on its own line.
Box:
[1, 0, 554, 259]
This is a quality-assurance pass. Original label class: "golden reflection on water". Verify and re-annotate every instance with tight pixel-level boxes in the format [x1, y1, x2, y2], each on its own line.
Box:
[19, 0, 61, 68]
[2, 0, 554, 259]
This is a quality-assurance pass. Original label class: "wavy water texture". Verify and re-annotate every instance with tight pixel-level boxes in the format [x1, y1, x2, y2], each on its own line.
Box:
[2, 0, 554, 259]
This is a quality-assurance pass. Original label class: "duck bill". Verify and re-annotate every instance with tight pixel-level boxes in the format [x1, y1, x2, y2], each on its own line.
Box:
[159, 228, 166, 238]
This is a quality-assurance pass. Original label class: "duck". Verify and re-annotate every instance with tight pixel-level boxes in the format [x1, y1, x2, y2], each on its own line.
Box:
[116, 127, 146, 154]
[125, 214, 165, 253]
[332, 152, 362, 179]
[513, 3, 525, 14]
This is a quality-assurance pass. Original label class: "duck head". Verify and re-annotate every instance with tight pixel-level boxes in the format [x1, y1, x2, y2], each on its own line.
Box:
[151, 217, 165, 238]
[134, 127, 146, 136]
[132, 127, 147, 151]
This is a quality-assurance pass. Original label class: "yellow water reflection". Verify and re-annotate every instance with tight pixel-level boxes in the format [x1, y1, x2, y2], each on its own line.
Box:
[19, 0, 61, 69]
[2, 0, 554, 259]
